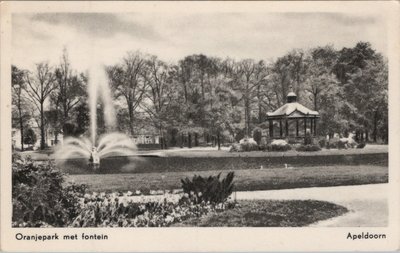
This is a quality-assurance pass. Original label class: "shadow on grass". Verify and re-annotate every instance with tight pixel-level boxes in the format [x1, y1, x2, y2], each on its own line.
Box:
[173, 200, 348, 227]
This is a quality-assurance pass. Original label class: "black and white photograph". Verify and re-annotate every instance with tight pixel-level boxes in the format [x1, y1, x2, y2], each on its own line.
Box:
[1, 1, 399, 252]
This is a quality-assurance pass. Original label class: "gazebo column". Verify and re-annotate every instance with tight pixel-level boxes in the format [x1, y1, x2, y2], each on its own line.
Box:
[310, 119, 313, 135]
[279, 119, 283, 137]
[285, 118, 289, 137]
[296, 119, 299, 137]
[303, 118, 307, 136]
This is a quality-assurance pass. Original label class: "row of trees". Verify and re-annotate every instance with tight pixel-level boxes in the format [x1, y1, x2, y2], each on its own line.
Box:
[12, 42, 388, 150]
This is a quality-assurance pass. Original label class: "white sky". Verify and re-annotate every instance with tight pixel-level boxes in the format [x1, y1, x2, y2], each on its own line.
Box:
[12, 12, 387, 72]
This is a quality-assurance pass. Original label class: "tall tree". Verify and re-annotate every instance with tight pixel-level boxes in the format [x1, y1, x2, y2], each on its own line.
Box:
[52, 49, 86, 139]
[107, 51, 149, 136]
[23, 62, 56, 150]
[142, 56, 174, 149]
[232, 59, 268, 137]
[12, 65, 30, 151]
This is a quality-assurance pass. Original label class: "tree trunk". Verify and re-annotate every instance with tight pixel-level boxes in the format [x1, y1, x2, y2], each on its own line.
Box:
[40, 102, 45, 150]
[188, 132, 192, 148]
[194, 133, 199, 146]
[128, 104, 134, 136]
[54, 131, 58, 144]
[18, 100, 24, 151]
[244, 97, 251, 137]
[180, 133, 184, 148]
[159, 127, 164, 150]
[373, 111, 378, 142]
[217, 132, 221, 150]
[314, 93, 318, 111]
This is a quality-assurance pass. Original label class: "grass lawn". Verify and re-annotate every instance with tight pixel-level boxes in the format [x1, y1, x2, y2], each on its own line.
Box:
[172, 200, 348, 227]
[65, 165, 388, 193]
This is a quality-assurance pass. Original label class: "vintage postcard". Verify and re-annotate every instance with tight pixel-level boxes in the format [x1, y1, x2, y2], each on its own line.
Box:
[1, 1, 399, 252]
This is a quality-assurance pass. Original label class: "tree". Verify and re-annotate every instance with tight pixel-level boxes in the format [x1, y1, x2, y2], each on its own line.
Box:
[107, 51, 149, 136]
[23, 128, 37, 147]
[23, 62, 56, 150]
[52, 49, 86, 140]
[141, 56, 174, 149]
[231, 59, 268, 137]
[268, 50, 308, 107]
[12, 65, 30, 151]
[304, 46, 340, 111]
[333, 42, 388, 141]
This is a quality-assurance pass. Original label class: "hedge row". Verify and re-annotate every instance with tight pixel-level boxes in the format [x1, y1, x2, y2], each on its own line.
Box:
[57, 153, 388, 175]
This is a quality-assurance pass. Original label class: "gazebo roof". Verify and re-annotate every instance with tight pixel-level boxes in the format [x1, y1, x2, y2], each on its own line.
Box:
[267, 102, 319, 118]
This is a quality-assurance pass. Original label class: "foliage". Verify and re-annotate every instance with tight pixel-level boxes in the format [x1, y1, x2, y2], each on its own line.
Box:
[12, 41, 388, 147]
[304, 131, 313, 145]
[70, 191, 234, 227]
[263, 139, 292, 151]
[229, 143, 242, 152]
[240, 138, 259, 152]
[229, 138, 259, 152]
[357, 143, 366, 149]
[181, 172, 235, 204]
[296, 144, 321, 152]
[23, 128, 37, 146]
[12, 154, 84, 227]
[252, 128, 262, 144]
[265, 143, 292, 152]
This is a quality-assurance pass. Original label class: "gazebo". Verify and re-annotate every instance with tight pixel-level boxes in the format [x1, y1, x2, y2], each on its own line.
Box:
[266, 88, 319, 141]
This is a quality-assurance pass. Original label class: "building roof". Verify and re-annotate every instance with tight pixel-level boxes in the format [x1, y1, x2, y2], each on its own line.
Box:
[267, 102, 319, 118]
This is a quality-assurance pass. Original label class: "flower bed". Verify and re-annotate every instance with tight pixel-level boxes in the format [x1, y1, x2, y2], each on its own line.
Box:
[72, 192, 234, 227]
[12, 155, 236, 227]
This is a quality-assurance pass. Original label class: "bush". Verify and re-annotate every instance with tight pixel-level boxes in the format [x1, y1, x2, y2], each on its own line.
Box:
[229, 143, 242, 152]
[265, 139, 291, 152]
[252, 128, 262, 145]
[357, 143, 366, 149]
[12, 154, 85, 227]
[229, 138, 259, 152]
[296, 144, 321, 152]
[181, 172, 235, 204]
[240, 140, 259, 152]
[318, 138, 327, 148]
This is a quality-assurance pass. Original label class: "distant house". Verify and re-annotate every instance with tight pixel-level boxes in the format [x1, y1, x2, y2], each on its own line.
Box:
[131, 128, 160, 145]
[12, 117, 63, 150]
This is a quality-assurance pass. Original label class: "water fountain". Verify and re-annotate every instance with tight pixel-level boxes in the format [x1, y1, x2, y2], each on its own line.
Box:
[54, 63, 136, 170]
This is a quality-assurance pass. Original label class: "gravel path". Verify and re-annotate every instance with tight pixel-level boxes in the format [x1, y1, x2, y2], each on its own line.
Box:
[234, 183, 388, 227]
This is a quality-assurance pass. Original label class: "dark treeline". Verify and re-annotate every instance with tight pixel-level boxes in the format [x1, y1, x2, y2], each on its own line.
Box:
[12, 42, 388, 150]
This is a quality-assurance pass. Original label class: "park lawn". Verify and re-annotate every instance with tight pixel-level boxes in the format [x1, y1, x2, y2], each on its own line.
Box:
[172, 200, 348, 227]
[65, 165, 388, 193]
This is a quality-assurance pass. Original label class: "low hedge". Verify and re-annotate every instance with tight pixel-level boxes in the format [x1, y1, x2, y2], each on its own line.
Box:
[296, 144, 321, 152]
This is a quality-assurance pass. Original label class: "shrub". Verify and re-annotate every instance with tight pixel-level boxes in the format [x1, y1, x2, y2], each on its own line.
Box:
[318, 138, 327, 148]
[296, 144, 321, 152]
[229, 143, 242, 152]
[265, 139, 291, 152]
[12, 154, 85, 227]
[230, 138, 259, 152]
[357, 143, 366, 149]
[252, 128, 262, 145]
[23, 128, 37, 147]
[304, 130, 312, 145]
[327, 137, 340, 149]
[181, 172, 235, 204]
[240, 141, 259, 152]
